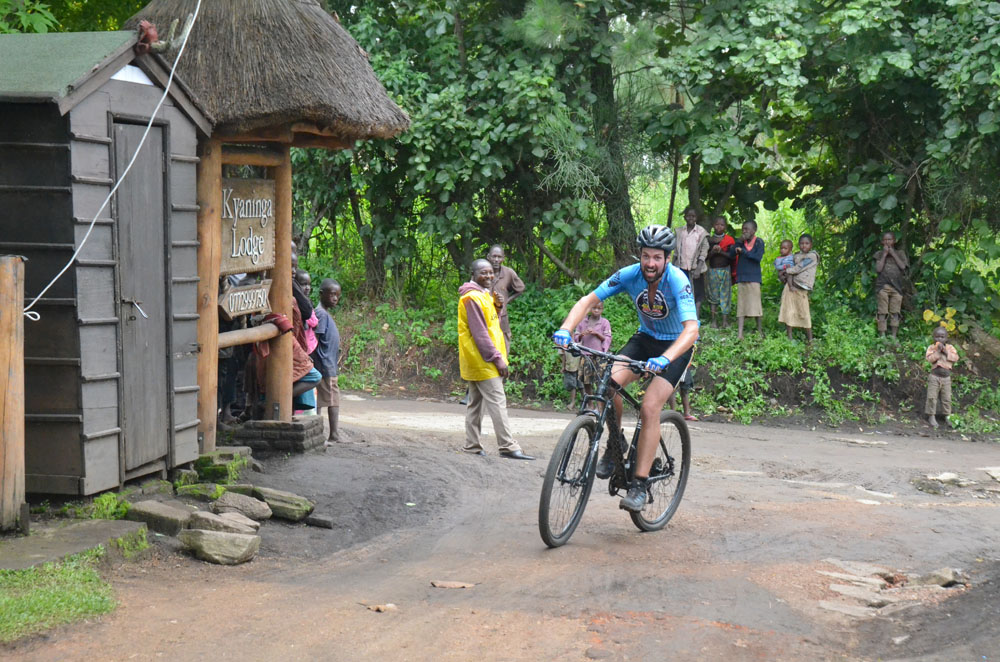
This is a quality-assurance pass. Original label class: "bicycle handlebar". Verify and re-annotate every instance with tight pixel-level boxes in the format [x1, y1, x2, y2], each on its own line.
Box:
[560, 341, 650, 375]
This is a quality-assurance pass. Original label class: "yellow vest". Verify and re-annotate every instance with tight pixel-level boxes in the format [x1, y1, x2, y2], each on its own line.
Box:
[458, 287, 507, 381]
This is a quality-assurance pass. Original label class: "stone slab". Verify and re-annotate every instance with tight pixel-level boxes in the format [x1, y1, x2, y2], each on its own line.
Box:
[818, 600, 877, 618]
[178, 529, 260, 565]
[823, 558, 893, 577]
[304, 514, 333, 529]
[189, 511, 257, 535]
[0, 519, 146, 570]
[829, 584, 898, 607]
[126, 500, 194, 536]
[816, 571, 885, 588]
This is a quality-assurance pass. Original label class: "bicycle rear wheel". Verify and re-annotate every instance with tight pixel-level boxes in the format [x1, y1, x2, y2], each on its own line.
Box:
[630, 410, 690, 532]
[539, 415, 598, 548]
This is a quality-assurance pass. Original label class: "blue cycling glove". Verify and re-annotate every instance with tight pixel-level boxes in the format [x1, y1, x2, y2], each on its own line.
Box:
[644, 355, 670, 373]
[552, 329, 572, 348]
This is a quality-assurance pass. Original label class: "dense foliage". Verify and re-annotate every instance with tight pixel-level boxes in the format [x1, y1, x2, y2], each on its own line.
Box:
[293, 0, 1000, 331]
[27, 0, 998, 432]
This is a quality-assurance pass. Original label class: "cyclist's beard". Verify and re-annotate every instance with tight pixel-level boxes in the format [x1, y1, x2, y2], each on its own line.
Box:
[642, 264, 664, 282]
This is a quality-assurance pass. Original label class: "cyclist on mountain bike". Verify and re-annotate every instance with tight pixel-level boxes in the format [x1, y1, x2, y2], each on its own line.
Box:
[553, 225, 700, 512]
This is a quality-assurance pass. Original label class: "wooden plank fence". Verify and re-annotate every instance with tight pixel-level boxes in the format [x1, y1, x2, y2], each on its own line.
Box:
[0, 255, 26, 532]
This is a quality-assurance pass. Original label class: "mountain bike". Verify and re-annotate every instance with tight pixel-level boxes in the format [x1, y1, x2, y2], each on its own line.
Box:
[538, 342, 691, 548]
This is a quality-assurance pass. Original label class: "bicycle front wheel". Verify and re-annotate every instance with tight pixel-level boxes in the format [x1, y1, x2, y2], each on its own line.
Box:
[539, 415, 598, 548]
[630, 410, 690, 532]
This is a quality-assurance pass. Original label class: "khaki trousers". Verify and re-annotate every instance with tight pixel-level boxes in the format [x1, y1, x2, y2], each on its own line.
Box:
[876, 284, 903, 332]
[925, 373, 952, 416]
[464, 377, 521, 453]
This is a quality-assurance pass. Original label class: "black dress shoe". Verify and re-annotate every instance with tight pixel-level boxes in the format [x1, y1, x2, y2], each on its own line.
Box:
[499, 449, 535, 461]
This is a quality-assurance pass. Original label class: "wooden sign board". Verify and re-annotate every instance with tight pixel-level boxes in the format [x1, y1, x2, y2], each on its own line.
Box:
[220, 178, 276, 276]
[219, 279, 272, 321]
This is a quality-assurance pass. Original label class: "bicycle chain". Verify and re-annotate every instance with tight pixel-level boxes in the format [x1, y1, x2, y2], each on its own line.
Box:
[605, 412, 628, 496]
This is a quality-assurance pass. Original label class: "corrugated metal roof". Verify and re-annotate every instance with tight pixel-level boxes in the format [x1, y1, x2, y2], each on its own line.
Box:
[0, 31, 136, 102]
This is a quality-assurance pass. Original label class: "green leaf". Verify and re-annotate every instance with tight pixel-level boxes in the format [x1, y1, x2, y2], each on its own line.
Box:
[879, 194, 897, 210]
[833, 199, 854, 216]
[701, 147, 724, 165]
[531, 146, 545, 158]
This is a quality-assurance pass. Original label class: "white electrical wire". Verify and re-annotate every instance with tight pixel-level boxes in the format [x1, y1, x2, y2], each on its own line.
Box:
[22, 0, 203, 321]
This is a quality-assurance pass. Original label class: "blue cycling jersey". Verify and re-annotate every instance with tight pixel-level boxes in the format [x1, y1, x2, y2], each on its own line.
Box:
[593, 263, 698, 341]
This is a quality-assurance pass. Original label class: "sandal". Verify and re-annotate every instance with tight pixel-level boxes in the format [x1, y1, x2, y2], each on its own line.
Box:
[683, 414, 698, 421]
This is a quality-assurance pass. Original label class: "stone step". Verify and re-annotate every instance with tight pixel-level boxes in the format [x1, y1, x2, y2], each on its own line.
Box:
[0, 519, 147, 570]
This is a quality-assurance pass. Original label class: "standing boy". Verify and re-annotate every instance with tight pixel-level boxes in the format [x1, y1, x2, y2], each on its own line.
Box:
[486, 245, 525, 348]
[727, 220, 765, 340]
[674, 206, 709, 314]
[924, 326, 959, 429]
[315, 279, 342, 444]
[705, 216, 734, 328]
[459, 259, 534, 460]
[874, 232, 909, 338]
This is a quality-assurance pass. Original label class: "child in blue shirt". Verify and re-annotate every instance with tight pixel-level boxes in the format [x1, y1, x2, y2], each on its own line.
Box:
[774, 239, 795, 278]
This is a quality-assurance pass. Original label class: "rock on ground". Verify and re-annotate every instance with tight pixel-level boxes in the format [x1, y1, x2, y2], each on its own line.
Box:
[177, 529, 260, 565]
[125, 500, 194, 536]
[218, 511, 261, 532]
[211, 491, 272, 521]
[252, 486, 314, 521]
[188, 511, 257, 535]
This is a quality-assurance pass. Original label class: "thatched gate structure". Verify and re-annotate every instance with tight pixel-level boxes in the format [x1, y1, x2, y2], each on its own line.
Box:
[128, 0, 409, 452]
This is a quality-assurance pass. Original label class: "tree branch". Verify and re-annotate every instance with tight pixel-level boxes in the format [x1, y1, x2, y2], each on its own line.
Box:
[532, 234, 579, 281]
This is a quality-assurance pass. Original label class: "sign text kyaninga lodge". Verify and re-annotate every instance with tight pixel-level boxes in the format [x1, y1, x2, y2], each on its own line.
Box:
[219, 178, 275, 276]
[218, 178, 275, 319]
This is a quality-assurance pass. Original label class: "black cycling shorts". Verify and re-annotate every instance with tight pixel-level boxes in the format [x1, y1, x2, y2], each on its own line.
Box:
[616, 331, 694, 389]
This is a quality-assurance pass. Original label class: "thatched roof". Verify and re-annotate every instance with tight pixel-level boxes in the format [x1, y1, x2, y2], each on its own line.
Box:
[127, 0, 409, 146]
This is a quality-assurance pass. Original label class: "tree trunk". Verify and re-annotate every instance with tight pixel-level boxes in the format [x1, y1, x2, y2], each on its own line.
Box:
[348, 168, 385, 296]
[589, 7, 634, 266]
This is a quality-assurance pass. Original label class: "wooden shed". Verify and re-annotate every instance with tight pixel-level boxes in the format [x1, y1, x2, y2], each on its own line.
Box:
[127, 0, 410, 451]
[0, 31, 211, 495]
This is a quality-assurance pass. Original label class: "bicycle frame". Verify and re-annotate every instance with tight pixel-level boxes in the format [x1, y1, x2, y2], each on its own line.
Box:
[561, 342, 676, 495]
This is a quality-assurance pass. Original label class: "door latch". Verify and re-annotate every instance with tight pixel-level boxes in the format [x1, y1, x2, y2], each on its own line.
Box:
[122, 298, 149, 319]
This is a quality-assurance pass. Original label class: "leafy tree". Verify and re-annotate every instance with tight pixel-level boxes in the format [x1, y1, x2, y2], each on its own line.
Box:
[0, 0, 57, 32]
[46, 0, 144, 31]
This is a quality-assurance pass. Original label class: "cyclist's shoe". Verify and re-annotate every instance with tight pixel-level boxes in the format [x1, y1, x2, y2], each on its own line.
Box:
[595, 447, 615, 479]
[619, 479, 649, 512]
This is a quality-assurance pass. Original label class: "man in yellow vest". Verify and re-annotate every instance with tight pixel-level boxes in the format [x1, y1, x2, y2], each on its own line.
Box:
[458, 259, 534, 460]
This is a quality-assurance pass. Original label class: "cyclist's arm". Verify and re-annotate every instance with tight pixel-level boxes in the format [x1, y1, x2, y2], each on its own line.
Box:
[558, 292, 601, 338]
[661, 320, 699, 363]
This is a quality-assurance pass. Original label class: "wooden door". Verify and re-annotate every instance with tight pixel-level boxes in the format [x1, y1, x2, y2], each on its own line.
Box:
[114, 122, 170, 471]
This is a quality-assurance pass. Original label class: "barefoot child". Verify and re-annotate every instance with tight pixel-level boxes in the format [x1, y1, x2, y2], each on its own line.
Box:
[727, 220, 765, 340]
[314, 279, 342, 444]
[560, 349, 582, 410]
[574, 300, 612, 404]
[668, 366, 697, 421]
[778, 234, 819, 342]
[924, 326, 959, 429]
[705, 216, 734, 328]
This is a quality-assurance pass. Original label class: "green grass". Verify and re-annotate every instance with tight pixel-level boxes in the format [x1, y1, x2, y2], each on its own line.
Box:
[0, 548, 115, 642]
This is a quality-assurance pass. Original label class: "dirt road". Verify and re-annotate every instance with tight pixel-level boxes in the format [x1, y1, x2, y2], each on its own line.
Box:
[9, 395, 1000, 662]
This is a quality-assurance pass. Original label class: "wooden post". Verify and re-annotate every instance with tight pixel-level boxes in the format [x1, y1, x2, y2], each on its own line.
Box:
[196, 138, 222, 452]
[265, 145, 293, 421]
[0, 256, 25, 532]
